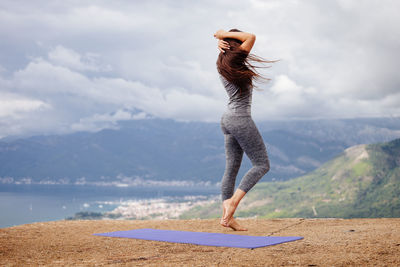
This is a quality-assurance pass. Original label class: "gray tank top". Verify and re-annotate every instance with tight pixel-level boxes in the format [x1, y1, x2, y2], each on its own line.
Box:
[219, 74, 253, 116]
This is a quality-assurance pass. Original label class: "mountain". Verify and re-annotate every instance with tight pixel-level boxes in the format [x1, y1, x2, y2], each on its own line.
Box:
[0, 117, 399, 185]
[179, 138, 400, 219]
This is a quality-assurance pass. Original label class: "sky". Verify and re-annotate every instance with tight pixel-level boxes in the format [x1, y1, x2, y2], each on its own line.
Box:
[0, 0, 399, 139]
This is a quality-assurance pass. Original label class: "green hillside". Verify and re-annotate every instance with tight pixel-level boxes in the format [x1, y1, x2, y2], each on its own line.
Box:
[180, 138, 400, 219]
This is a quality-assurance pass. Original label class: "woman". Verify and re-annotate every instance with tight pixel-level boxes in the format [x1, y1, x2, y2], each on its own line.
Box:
[214, 29, 273, 231]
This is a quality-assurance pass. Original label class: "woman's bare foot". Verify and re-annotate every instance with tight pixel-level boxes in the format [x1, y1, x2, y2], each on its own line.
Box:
[222, 198, 237, 226]
[220, 217, 247, 231]
[227, 218, 248, 231]
[220, 203, 226, 225]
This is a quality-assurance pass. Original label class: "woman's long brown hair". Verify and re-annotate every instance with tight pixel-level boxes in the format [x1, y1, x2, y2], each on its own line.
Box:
[216, 29, 276, 93]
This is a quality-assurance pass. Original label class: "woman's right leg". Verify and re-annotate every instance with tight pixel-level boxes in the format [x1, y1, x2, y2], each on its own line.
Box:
[235, 118, 270, 194]
[231, 117, 270, 193]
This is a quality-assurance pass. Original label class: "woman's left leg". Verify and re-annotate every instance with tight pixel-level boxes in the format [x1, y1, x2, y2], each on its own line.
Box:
[221, 133, 244, 201]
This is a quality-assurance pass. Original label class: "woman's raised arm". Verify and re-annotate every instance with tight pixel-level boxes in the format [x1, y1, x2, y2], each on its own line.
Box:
[214, 29, 256, 53]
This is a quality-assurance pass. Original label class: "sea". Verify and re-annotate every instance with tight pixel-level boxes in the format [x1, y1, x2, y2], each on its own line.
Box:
[0, 184, 220, 228]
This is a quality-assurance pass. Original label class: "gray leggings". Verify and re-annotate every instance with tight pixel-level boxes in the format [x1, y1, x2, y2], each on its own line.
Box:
[220, 112, 270, 201]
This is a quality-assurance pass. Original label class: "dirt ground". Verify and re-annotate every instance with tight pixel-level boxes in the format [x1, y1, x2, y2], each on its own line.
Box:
[1, 218, 399, 266]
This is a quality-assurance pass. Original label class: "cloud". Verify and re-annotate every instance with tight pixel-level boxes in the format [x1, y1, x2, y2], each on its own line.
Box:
[0, 49, 225, 137]
[252, 75, 327, 119]
[0, 91, 49, 118]
[0, 0, 399, 138]
[48, 45, 112, 72]
[70, 110, 148, 132]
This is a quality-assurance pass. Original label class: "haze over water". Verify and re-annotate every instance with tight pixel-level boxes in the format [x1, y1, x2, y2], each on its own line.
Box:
[0, 184, 219, 228]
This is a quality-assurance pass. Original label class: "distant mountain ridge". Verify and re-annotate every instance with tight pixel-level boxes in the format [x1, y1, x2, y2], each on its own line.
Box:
[180, 138, 400, 219]
[0, 117, 400, 185]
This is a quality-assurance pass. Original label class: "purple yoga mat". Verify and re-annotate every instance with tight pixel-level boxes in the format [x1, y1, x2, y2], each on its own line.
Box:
[93, 228, 303, 249]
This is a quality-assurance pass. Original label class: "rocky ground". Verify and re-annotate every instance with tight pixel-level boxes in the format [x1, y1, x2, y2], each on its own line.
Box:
[1, 218, 399, 266]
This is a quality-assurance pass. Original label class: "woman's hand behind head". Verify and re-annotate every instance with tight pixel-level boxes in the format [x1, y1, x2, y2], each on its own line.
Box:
[218, 40, 230, 53]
